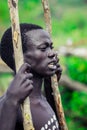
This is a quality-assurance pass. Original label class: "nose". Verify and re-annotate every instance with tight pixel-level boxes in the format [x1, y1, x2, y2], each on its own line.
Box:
[48, 50, 56, 58]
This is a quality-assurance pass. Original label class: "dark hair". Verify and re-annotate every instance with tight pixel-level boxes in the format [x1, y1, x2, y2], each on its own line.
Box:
[0, 23, 43, 70]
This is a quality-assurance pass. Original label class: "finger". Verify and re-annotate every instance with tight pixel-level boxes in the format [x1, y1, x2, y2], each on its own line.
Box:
[56, 64, 62, 73]
[20, 73, 33, 84]
[26, 80, 33, 85]
[56, 63, 61, 68]
[21, 84, 33, 102]
[23, 73, 33, 80]
[21, 74, 33, 84]
[18, 63, 31, 74]
[56, 67, 62, 73]
[23, 82, 33, 93]
[25, 84, 33, 95]
[22, 79, 33, 87]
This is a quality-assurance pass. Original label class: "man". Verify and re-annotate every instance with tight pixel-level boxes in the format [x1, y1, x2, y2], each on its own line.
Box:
[0, 23, 62, 130]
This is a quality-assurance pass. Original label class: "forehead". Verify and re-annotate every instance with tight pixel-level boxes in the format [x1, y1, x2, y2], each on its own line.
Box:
[25, 29, 52, 46]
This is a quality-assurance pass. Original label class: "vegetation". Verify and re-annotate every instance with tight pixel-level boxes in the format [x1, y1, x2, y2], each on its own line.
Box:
[61, 56, 87, 129]
[0, 0, 87, 129]
[65, 56, 87, 84]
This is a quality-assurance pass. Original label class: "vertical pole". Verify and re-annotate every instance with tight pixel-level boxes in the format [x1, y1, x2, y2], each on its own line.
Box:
[41, 0, 68, 130]
[8, 0, 34, 130]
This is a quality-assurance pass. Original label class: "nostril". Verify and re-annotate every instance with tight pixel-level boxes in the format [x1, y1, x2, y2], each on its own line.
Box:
[48, 51, 55, 58]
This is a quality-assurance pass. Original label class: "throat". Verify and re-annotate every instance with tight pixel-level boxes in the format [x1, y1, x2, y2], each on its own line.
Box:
[29, 74, 43, 98]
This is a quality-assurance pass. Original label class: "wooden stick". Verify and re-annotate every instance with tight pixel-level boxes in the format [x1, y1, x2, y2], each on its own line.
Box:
[41, 0, 68, 130]
[8, 0, 34, 130]
[42, 0, 52, 34]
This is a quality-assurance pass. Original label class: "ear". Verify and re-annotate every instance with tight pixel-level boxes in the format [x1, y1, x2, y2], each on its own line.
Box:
[44, 77, 58, 119]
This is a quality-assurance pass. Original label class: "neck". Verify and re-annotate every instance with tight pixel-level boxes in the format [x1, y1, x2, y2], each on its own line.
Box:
[29, 72, 43, 98]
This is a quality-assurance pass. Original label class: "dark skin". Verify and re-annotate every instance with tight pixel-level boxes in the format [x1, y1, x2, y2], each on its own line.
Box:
[0, 29, 62, 130]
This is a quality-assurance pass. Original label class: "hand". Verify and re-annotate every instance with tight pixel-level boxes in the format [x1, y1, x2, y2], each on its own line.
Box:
[6, 63, 33, 105]
[55, 63, 62, 81]
[55, 54, 62, 81]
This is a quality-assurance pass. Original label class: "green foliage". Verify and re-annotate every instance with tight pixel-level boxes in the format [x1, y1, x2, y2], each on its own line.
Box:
[61, 14, 87, 33]
[0, 73, 13, 96]
[61, 87, 87, 130]
[0, 0, 9, 23]
[60, 56, 87, 129]
[65, 56, 87, 84]
[51, 4, 87, 48]
[0, 1, 87, 47]
[58, 0, 85, 5]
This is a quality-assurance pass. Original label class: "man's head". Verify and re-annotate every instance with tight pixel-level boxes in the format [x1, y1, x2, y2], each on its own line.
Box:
[0, 23, 58, 76]
[0, 23, 42, 71]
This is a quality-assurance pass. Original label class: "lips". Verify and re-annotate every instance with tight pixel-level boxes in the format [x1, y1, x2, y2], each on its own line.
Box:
[48, 61, 57, 70]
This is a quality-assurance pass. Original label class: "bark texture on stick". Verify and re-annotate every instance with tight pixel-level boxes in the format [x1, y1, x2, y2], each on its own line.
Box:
[8, 0, 34, 130]
[51, 75, 68, 130]
[42, 0, 52, 33]
[42, 0, 68, 130]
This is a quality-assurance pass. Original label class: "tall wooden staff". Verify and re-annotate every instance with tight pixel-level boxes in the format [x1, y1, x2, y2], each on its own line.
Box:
[42, 0, 68, 130]
[8, 0, 34, 130]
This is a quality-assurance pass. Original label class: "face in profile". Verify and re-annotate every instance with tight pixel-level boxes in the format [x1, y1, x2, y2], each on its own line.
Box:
[24, 29, 58, 77]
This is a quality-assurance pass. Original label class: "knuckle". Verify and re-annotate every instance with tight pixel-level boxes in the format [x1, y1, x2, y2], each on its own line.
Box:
[24, 62, 31, 68]
[26, 79, 29, 84]
[27, 84, 33, 94]
[30, 80, 33, 84]
[28, 73, 33, 78]
[29, 84, 33, 90]
[23, 74, 27, 79]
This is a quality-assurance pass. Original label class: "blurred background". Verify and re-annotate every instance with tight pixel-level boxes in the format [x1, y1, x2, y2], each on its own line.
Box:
[0, 0, 87, 129]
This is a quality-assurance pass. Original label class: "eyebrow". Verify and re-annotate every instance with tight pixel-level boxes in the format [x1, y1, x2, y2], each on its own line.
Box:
[38, 42, 53, 47]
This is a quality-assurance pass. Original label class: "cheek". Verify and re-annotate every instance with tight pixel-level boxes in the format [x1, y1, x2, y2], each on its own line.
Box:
[33, 51, 46, 63]
[33, 52, 48, 72]
[24, 51, 47, 69]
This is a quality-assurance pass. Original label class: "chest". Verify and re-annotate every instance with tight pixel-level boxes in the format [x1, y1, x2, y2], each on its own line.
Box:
[30, 97, 59, 130]
[16, 97, 59, 130]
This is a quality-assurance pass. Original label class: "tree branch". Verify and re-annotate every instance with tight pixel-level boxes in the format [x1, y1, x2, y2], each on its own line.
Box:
[59, 46, 87, 60]
[59, 75, 87, 92]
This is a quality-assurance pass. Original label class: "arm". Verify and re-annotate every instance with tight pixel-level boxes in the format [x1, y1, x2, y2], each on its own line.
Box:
[0, 94, 19, 130]
[0, 63, 33, 130]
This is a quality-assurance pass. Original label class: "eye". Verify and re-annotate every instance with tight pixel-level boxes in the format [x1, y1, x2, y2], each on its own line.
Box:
[38, 44, 47, 51]
[51, 46, 54, 49]
[50, 42, 54, 49]
[40, 47, 47, 51]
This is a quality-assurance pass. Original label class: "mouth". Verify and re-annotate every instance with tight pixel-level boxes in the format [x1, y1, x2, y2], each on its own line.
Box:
[48, 61, 57, 70]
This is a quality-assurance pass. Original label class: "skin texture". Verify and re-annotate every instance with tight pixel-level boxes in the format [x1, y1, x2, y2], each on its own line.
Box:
[0, 29, 62, 130]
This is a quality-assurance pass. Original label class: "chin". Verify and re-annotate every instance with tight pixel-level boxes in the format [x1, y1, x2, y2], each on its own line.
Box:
[43, 71, 56, 77]
[32, 69, 56, 77]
